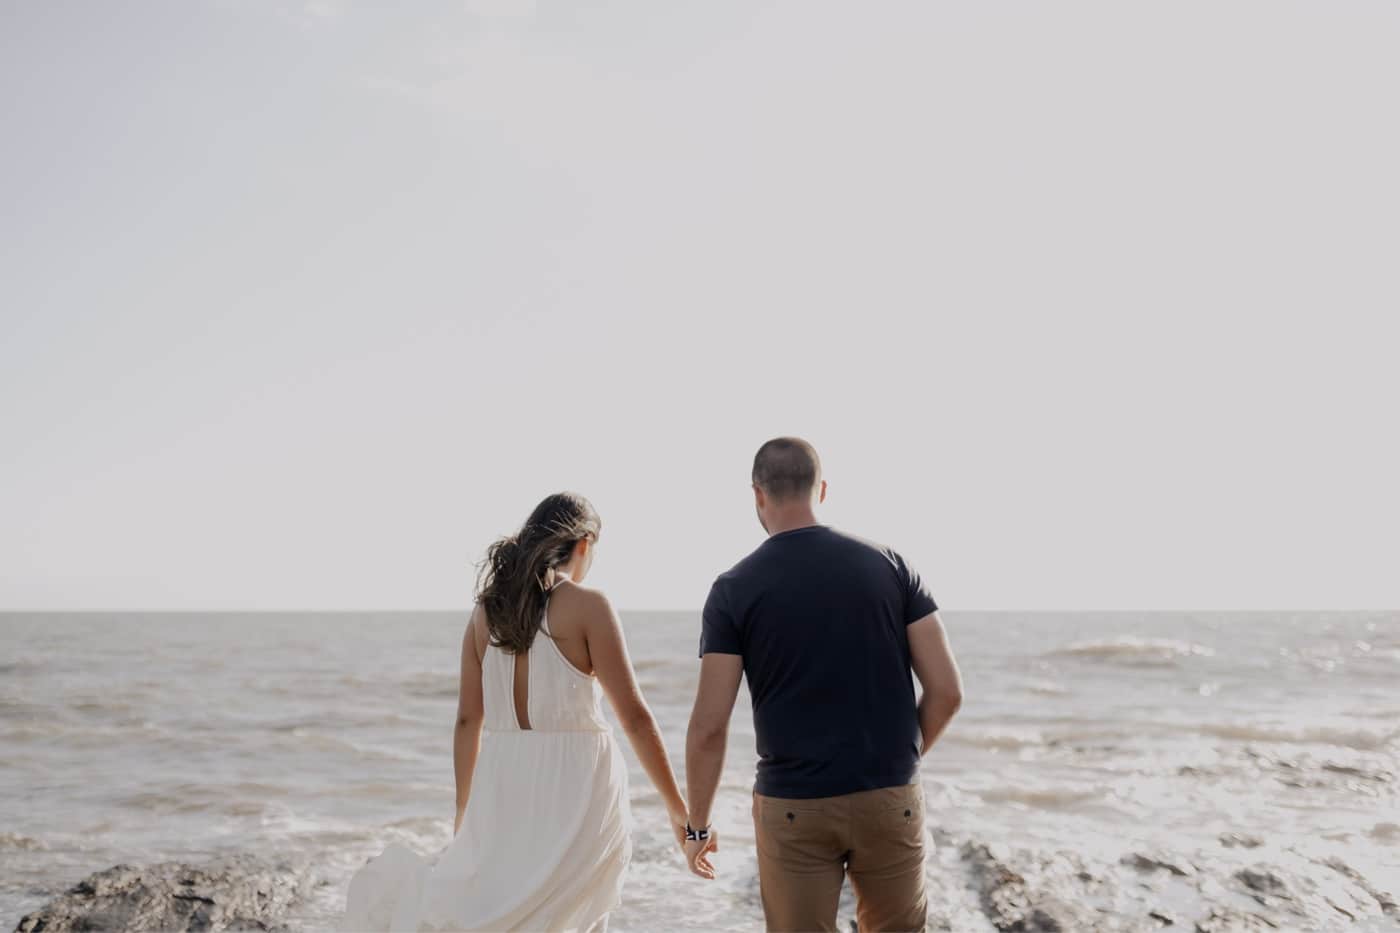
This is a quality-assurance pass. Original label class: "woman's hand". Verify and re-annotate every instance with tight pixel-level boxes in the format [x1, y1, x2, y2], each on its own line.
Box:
[668, 809, 688, 849]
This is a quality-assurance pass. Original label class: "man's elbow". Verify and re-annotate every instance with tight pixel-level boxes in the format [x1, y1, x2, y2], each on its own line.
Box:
[687, 716, 729, 748]
[927, 686, 963, 714]
[455, 711, 484, 729]
[939, 687, 964, 713]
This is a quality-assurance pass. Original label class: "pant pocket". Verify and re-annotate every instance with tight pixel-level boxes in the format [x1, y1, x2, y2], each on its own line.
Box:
[755, 796, 831, 859]
[874, 787, 925, 847]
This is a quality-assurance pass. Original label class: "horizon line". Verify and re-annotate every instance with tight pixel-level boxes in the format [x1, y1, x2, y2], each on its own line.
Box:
[1, 607, 1394, 615]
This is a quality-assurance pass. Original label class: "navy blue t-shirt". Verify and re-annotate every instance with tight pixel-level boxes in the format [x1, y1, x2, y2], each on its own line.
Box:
[699, 524, 938, 799]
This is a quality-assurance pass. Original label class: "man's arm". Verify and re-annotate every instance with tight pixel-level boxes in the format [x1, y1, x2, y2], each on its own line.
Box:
[908, 610, 963, 755]
[683, 652, 743, 879]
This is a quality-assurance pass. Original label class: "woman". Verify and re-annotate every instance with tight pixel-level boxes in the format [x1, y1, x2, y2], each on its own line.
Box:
[343, 492, 688, 932]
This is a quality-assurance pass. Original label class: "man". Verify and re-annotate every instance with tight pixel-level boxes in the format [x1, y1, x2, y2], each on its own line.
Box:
[682, 437, 964, 932]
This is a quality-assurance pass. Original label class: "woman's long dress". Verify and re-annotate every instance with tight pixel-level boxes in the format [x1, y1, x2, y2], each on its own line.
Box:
[342, 608, 633, 932]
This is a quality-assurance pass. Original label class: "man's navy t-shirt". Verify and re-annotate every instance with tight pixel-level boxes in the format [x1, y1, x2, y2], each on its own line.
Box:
[699, 524, 938, 799]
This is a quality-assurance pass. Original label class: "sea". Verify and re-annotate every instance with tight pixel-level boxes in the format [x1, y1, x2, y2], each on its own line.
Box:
[2, 611, 1397, 931]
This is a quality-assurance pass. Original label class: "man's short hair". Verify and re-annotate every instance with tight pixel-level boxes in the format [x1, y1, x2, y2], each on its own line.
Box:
[752, 437, 821, 502]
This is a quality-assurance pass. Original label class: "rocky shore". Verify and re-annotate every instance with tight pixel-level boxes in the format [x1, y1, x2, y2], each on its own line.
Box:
[13, 857, 311, 932]
[912, 829, 1399, 932]
[12, 833, 1398, 932]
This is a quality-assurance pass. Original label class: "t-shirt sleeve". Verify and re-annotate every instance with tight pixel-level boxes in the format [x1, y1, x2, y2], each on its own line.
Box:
[897, 552, 939, 624]
[698, 579, 743, 657]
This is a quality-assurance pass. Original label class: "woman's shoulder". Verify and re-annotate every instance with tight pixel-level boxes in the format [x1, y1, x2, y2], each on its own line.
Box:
[551, 579, 613, 612]
[550, 581, 618, 634]
[463, 602, 490, 661]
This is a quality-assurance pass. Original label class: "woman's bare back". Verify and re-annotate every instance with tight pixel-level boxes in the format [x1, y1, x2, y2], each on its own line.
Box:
[471, 580, 597, 731]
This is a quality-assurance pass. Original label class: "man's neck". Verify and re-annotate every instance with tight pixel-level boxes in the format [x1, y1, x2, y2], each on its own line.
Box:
[765, 510, 821, 536]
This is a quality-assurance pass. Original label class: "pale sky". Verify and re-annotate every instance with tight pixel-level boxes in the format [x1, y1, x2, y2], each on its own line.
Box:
[2, 1, 1396, 610]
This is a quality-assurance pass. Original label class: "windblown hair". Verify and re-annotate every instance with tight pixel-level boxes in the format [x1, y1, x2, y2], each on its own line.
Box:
[475, 492, 601, 654]
[752, 436, 821, 502]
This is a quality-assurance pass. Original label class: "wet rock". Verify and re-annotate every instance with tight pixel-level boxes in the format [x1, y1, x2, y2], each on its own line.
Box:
[1217, 833, 1263, 849]
[1321, 856, 1399, 916]
[1274, 776, 1317, 789]
[959, 842, 1089, 931]
[1121, 852, 1194, 877]
[1243, 747, 1298, 771]
[13, 855, 309, 932]
[1235, 867, 1288, 897]
[1193, 906, 1280, 931]
[1225, 863, 1350, 926]
[1321, 762, 1395, 783]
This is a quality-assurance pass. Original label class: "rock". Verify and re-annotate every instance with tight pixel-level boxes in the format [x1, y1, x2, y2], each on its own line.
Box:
[1320, 856, 1399, 916]
[1321, 762, 1394, 783]
[1217, 833, 1263, 849]
[1193, 906, 1281, 931]
[13, 856, 310, 932]
[1227, 864, 1328, 926]
[1147, 909, 1175, 925]
[1235, 868, 1288, 897]
[1121, 852, 1194, 877]
[959, 842, 1089, 932]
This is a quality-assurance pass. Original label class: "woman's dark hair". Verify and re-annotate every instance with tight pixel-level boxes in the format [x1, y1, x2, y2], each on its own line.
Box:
[475, 492, 601, 654]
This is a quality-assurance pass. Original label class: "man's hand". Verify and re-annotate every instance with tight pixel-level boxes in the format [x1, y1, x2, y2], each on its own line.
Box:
[683, 831, 719, 880]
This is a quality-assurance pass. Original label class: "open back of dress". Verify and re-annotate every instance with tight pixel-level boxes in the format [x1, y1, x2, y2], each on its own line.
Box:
[480, 613, 611, 735]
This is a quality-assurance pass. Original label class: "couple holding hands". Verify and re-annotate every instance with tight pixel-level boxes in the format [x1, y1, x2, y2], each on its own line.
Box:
[345, 437, 964, 932]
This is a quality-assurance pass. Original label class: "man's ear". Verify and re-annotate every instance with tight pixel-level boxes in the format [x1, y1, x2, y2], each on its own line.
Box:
[818, 479, 827, 504]
[752, 483, 765, 510]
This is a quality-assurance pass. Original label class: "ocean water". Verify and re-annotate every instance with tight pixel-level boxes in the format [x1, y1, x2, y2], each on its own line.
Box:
[2, 611, 1397, 931]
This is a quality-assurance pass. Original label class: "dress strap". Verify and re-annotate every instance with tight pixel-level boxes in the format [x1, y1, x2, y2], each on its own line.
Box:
[540, 577, 564, 636]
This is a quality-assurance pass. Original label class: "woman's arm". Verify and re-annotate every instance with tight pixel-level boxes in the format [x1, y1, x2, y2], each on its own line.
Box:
[453, 607, 486, 833]
[582, 589, 688, 840]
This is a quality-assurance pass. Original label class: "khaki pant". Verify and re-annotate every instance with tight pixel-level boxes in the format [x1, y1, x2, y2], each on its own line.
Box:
[752, 783, 928, 932]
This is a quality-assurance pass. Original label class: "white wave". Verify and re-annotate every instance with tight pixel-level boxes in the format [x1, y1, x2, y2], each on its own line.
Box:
[974, 784, 1112, 809]
[946, 728, 1045, 750]
[1193, 722, 1400, 751]
[1048, 637, 1215, 665]
[1024, 680, 1072, 697]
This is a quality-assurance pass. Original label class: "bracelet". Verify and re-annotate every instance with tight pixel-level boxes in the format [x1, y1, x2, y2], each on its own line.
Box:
[684, 821, 711, 842]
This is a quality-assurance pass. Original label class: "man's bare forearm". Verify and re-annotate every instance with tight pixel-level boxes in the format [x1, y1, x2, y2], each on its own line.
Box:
[685, 725, 727, 828]
[918, 695, 961, 756]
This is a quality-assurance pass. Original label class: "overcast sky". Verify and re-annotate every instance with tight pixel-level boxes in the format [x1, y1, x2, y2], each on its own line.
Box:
[2, 1, 1396, 610]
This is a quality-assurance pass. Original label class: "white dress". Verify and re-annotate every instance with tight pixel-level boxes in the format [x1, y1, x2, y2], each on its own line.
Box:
[343, 606, 633, 932]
